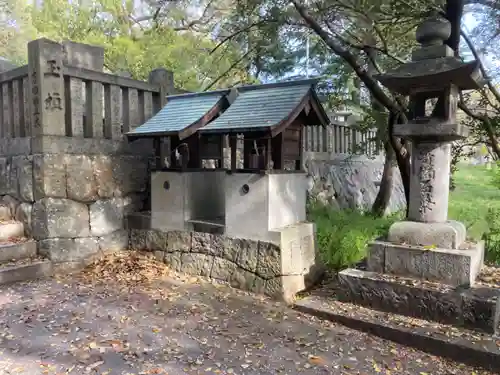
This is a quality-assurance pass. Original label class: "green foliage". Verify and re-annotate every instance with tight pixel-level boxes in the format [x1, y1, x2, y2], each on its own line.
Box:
[307, 203, 398, 270]
[1, 0, 253, 91]
[448, 164, 500, 263]
[309, 164, 500, 269]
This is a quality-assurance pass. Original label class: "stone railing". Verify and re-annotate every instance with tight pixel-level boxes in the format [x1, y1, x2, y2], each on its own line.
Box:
[303, 122, 380, 156]
[0, 38, 185, 142]
[0, 65, 30, 138]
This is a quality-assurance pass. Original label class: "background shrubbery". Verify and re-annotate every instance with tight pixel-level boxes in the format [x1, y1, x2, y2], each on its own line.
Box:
[308, 163, 500, 270]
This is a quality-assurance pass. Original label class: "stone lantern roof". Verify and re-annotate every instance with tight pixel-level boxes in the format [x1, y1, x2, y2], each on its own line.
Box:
[375, 15, 485, 95]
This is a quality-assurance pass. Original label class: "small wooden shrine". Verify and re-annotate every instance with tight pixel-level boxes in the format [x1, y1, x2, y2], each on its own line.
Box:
[127, 79, 329, 240]
[128, 79, 329, 173]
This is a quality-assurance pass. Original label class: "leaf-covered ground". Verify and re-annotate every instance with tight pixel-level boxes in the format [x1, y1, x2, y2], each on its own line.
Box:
[0, 252, 494, 374]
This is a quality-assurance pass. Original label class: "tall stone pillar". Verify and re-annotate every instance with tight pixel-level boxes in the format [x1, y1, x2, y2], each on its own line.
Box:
[27, 38, 66, 137]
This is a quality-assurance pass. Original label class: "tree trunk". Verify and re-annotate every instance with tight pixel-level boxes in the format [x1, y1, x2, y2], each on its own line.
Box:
[372, 140, 396, 216]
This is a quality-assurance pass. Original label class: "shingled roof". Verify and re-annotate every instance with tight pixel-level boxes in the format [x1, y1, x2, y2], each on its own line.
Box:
[127, 89, 229, 140]
[200, 79, 327, 135]
[126, 79, 328, 139]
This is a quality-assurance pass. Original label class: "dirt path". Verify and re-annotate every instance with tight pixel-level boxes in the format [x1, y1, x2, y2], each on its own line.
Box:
[0, 275, 493, 374]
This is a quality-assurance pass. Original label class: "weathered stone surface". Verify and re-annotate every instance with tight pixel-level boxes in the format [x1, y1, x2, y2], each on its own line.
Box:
[388, 220, 466, 249]
[304, 154, 405, 214]
[126, 228, 318, 302]
[370, 240, 484, 286]
[408, 142, 452, 223]
[114, 156, 149, 196]
[0, 204, 11, 221]
[129, 229, 147, 250]
[164, 251, 182, 271]
[0, 240, 36, 262]
[366, 241, 385, 273]
[66, 155, 98, 202]
[38, 237, 99, 263]
[210, 257, 236, 281]
[12, 155, 33, 201]
[167, 231, 191, 253]
[229, 268, 256, 290]
[93, 155, 115, 198]
[15, 203, 32, 236]
[2, 195, 20, 217]
[145, 230, 168, 250]
[0, 158, 11, 196]
[181, 253, 213, 277]
[32, 198, 90, 239]
[0, 261, 53, 285]
[235, 239, 259, 272]
[256, 241, 281, 278]
[89, 198, 125, 236]
[98, 229, 129, 251]
[33, 154, 67, 199]
[338, 268, 500, 334]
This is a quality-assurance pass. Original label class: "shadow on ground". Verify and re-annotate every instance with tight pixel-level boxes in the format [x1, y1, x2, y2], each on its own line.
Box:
[0, 275, 493, 374]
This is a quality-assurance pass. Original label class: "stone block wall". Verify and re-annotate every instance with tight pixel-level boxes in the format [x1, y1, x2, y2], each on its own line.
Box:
[0, 138, 152, 266]
[305, 153, 406, 213]
[129, 224, 324, 303]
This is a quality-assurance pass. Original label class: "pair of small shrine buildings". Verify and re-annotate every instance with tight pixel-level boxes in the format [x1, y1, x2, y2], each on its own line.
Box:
[127, 79, 329, 171]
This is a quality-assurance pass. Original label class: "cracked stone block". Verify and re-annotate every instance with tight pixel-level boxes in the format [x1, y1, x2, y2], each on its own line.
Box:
[211, 257, 237, 282]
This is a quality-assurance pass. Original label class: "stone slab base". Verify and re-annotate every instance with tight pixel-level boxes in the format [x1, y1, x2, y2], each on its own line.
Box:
[0, 240, 37, 263]
[0, 261, 53, 285]
[294, 295, 500, 372]
[337, 268, 500, 334]
[367, 240, 484, 286]
[388, 220, 466, 249]
[129, 225, 324, 304]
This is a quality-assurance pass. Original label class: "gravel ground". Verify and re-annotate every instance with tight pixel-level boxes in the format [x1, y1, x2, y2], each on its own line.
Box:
[0, 273, 494, 375]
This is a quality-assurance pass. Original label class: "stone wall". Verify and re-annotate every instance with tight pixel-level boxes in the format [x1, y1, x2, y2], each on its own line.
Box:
[129, 223, 324, 303]
[0, 137, 152, 266]
[304, 153, 406, 214]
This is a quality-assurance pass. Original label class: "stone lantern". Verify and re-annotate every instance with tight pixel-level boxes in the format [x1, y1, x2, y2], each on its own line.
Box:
[334, 14, 495, 335]
[375, 14, 485, 250]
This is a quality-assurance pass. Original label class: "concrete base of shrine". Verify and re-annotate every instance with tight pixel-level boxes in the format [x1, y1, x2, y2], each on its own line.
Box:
[337, 268, 500, 334]
[366, 240, 484, 287]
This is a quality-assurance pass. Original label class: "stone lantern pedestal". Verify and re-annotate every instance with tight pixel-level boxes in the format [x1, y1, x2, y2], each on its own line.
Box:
[336, 15, 499, 334]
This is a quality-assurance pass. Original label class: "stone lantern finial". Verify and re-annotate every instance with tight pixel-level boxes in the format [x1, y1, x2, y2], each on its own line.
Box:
[415, 16, 451, 47]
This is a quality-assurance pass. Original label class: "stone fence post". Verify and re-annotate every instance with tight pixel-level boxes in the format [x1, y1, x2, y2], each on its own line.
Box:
[28, 38, 66, 137]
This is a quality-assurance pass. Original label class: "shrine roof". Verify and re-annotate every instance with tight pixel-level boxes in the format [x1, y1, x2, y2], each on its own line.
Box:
[127, 89, 229, 140]
[200, 79, 328, 134]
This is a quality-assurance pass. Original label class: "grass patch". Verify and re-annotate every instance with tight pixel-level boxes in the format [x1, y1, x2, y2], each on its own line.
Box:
[308, 163, 500, 269]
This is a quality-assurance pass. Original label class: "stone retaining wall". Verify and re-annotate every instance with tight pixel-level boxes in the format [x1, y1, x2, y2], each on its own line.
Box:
[0, 137, 152, 267]
[129, 227, 324, 303]
[304, 153, 406, 214]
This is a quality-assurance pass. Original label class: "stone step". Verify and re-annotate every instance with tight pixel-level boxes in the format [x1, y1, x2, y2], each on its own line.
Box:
[294, 294, 500, 372]
[336, 268, 500, 334]
[0, 240, 36, 263]
[0, 260, 53, 285]
[0, 221, 24, 241]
